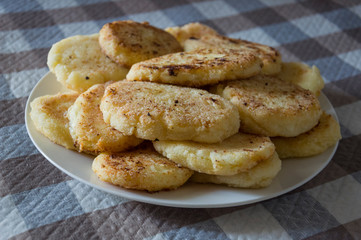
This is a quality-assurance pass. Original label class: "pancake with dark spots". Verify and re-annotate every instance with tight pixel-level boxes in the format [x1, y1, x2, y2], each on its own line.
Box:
[126, 48, 263, 87]
[92, 143, 193, 192]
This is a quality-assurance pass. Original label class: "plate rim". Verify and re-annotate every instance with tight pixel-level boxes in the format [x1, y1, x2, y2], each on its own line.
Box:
[25, 72, 340, 208]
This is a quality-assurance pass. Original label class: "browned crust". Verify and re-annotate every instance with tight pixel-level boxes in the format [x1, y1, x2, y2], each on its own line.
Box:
[92, 143, 193, 192]
[99, 20, 183, 66]
[127, 48, 262, 86]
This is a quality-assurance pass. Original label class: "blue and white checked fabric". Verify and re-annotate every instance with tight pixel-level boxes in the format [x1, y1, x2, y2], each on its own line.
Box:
[1, 0, 361, 239]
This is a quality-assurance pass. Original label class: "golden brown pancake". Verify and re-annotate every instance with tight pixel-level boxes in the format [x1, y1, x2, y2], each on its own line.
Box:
[212, 75, 322, 137]
[47, 34, 128, 92]
[30, 92, 79, 149]
[126, 48, 263, 87]
[100, 81, 240, 143]
[67, 83, 143, 155]
[190, 153, 281, 188]
[276, 62, 325, 96]
[153, 132, 275, 176]
[99, 20, 182, 67]
[272, 112, 341, 158]
[92, 143, 193, 192]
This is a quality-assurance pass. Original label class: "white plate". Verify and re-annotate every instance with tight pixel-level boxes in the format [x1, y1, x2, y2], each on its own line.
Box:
[25, 72, 339, 208]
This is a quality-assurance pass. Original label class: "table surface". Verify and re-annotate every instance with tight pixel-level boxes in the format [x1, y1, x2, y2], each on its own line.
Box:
[1, 0, 361, 239]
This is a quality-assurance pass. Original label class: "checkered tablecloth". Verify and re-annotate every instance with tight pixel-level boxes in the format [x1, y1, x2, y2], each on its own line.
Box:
[1, 0, 361, 239]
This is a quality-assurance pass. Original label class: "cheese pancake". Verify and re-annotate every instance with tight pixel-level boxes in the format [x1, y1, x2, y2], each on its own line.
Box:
[190, 153, 281, 188]
[212, 76, 322, 137]
[48, 34, 128, 92]
[166, 22, 281, 75]
[165, 22, 218, 47]
[99, 20, 182, 67]
[126, 48, 263, 87]
[276, 62, 325, 96]
[272, 112, 341, 158]
[100, 81, 240, 143]
[153, 132, 275, 176]
[184, 34, 281, 75]
[30, 93, 79, 149]
[92, 143, 193, 192]
[67, 83, 143, 155]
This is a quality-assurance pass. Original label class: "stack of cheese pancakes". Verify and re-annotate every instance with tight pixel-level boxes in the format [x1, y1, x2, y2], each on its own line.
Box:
[30, 21, 341, 192]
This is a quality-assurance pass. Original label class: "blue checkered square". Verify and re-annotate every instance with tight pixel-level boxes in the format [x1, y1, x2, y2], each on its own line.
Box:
[57, 21, 101, 37]
[72, 0, 112, 5]
[230, 27, 279, 46]
[323, 8, 361, 30]
[263, 191, 340, 239]
[337, 49, 361, 72]
[0, 124, 38, 161]
[0, 195, 28, 240]
[352, 171, 361, 184]
[262, 21, 309, 44]
[162, 4, 206, 26]
[0, 0, 42, 13]
[339, 122, 355, 139]
[224, 0, 265, 13]
[0, 30, 32, 54]
[306, 56, 361, 82]
[192, 0, 238, 19]
[4, 67, 49, 98]
[36, 0, 79, 11]
[291, 14, 340, 38]
[212, 204, 291, 239]
[67, 180, 128, 213]
[0, 75, 15, 101]
[335, 101, 361, 137]
[128, 10, 175, 29]
[12, 182, 84, 229]
[307, 175, 361, 224]
[350, 5, 361, 17]
[162, 219, 228, 240]
[258, 0, 296, 7]
[19, 26, 65, 50]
